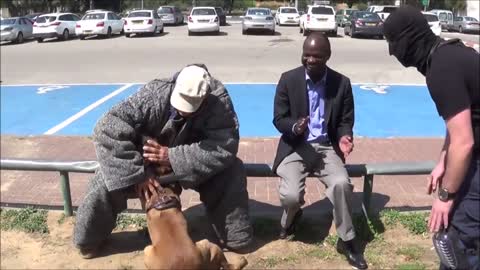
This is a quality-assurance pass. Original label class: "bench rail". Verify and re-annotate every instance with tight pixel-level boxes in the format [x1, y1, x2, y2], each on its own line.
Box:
[0, 159, 435, 218]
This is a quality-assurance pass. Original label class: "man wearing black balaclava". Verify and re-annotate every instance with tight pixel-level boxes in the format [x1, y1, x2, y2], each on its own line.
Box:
[384, 6, 480, 270]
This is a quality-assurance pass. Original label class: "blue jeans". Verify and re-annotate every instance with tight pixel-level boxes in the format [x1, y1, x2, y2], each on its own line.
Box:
[440, 157, 480, 270]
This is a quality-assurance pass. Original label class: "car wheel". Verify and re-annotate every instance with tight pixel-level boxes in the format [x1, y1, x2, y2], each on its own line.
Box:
[125, 33, 130, 38]
[37, 38, 43, 43]
[106, 27, 112, 38]
[62, 29, 69, 40]
[159, 26, 164, 34]
[242, 29, 247, 35]
[188, 30, 192, 36]
[79, 35, 85, 40]
[16, 32, 24, 43]
[459, 26, 463, 33]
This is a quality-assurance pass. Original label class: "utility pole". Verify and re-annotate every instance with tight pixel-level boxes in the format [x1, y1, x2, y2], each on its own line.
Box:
[141, 0, 144, 9]
[295, 0, 298, 10]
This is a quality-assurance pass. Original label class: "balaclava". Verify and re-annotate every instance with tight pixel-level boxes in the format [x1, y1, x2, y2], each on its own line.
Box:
[383, 6, 441, 75]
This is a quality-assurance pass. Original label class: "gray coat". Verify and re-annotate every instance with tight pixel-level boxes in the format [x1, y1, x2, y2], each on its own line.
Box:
[93, 73, 240, 192]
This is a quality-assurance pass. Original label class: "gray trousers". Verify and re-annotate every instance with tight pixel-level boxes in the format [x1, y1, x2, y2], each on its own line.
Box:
[277, 142, 356, 241]
[73, 158, 253, 250]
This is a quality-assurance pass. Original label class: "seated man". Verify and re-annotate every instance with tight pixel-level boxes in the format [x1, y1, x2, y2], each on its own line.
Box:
[73, 64, 253, 258]
[272, 33, 367, 269]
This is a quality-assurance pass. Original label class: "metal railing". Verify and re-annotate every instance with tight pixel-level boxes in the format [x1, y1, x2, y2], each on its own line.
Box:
[0, 159, 435, 218]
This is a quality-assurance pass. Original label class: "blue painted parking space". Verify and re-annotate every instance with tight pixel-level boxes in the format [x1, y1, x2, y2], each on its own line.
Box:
[0, 83, 444, 138]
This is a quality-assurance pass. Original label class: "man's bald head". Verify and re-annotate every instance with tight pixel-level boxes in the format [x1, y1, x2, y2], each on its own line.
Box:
[303, 32, 331, 55]
[302, 32, 331, 80]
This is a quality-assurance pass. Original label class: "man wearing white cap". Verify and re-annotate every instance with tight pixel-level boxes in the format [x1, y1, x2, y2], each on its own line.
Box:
[73, 64, 253, 258]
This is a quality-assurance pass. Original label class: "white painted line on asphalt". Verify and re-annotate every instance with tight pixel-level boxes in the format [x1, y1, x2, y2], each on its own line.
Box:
[43, 83, 134, 135]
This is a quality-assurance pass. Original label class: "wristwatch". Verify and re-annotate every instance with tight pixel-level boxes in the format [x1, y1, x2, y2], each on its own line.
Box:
[438, 187, 455, 202]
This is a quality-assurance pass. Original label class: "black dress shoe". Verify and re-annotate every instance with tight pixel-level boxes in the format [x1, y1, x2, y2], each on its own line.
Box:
[336, 238, 368, 269]
[279, 209, 303, 239]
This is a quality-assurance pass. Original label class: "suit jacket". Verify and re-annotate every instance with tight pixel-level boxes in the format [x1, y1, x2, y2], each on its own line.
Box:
[272, 66, 354, 173]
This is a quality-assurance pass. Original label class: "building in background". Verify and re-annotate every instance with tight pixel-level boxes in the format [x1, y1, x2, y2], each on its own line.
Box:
[466, 0, 479, 20]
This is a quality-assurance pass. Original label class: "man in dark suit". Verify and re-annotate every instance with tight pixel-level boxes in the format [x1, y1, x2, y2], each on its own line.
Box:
[272, 32, 367, 270]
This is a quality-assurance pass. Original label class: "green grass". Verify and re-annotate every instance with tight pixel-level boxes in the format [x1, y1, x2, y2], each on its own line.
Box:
[396, 245, 424, 261]
[324, 234, 338, 247]
[382, 210, 428, 235]
[305, 244, 338, 260]
[0, 207, 49, 234]
[115, 213, 147, 230]
[396, 262, 427, 270]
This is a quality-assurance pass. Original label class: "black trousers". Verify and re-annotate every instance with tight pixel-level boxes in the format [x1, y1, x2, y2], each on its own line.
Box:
[440, 157, 480, 270]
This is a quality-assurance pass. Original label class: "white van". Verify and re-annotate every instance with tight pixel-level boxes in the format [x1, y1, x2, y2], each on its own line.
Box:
[429, 9, 454, 31]
[366, 5, 399, 21]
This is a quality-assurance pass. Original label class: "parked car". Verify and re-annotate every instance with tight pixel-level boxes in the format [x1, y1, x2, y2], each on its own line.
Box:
[75, 11, 124, 39]
[242, 7, 275, 35]
[429, 9, 454, 31]
[0, 17, 33, 43]
[422, 12, 442, 36]
[157, 6, 184, 25]
[344, 11, 383, 38]
[123, 9, 163, 37]
[188, 6, 220, 35]
[335, 8, 357, 27]
[33, 13, 80, 42]
[366, 5, 398, 21]
[299, 5, 336, 36]
[215, 7, 227, 26]
[453, 16, 479, 33]
[275, 6, 300, 26]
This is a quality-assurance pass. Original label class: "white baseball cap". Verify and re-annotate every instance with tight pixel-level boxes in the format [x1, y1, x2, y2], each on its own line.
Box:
[170, 65, 211, 113]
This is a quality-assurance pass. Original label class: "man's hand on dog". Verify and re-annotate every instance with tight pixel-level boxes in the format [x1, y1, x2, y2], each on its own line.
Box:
[143, 140, 170, 166]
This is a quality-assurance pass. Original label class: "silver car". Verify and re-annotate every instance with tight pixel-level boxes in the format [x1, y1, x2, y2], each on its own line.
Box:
[242, 8, 275, 35]
[0, 17, 33, 43]
[453, 16, 479, 33]
[157, 6, 184, 25]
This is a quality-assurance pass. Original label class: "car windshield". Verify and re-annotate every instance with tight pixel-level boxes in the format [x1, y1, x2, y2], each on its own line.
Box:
[0, 19, 16, 25]
[128, 11, 151, 17]
[382, 7, 398, 13]
[158, 7, 173, 14]
[36, 16, 57, 23]
[192, 8, 215, 15]
[345, 9, 356, 15]
[465, 17, 478, 22]
[356, 12, 380, 19]
[247, 9, 270, 16]
[281, 8, 297, 14]
[82, 13, 105, 20]
[311, 7, 333, 15]
[438, 13, 447, 20]
[423, 14, 438, 22]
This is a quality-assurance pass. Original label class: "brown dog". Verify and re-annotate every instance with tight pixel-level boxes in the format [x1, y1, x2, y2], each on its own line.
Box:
[143, 185, 248, 270]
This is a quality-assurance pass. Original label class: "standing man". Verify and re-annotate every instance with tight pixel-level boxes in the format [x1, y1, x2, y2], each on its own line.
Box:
[383, 6, 479, 270]
[272, 32, 367, 270]
[73, 64, 253, 258]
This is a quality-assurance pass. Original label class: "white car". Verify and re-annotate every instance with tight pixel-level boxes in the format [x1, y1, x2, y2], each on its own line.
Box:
[188, 7, 220, 35]
[300, 5, 337, 36]
[75, 11, 124, 39]
[33, 13, 80, 42]
[123, 10, 163, 37]
[422, 12, 442, 36]
[275, 6, 300, 26]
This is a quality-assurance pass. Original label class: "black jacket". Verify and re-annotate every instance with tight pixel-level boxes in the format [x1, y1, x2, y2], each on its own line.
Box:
[272, 66, 354, 172]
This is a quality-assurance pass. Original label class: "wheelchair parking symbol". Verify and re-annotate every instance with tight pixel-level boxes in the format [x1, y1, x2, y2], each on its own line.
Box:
[37, 85, 70, 94]
[360, 84, 389, 94]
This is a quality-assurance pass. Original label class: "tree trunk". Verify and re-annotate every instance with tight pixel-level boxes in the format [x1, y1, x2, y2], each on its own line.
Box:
[89, 0, 94, 10]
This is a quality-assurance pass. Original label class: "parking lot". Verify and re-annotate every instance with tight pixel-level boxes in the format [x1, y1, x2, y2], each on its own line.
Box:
[0, 23, 428, 85]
